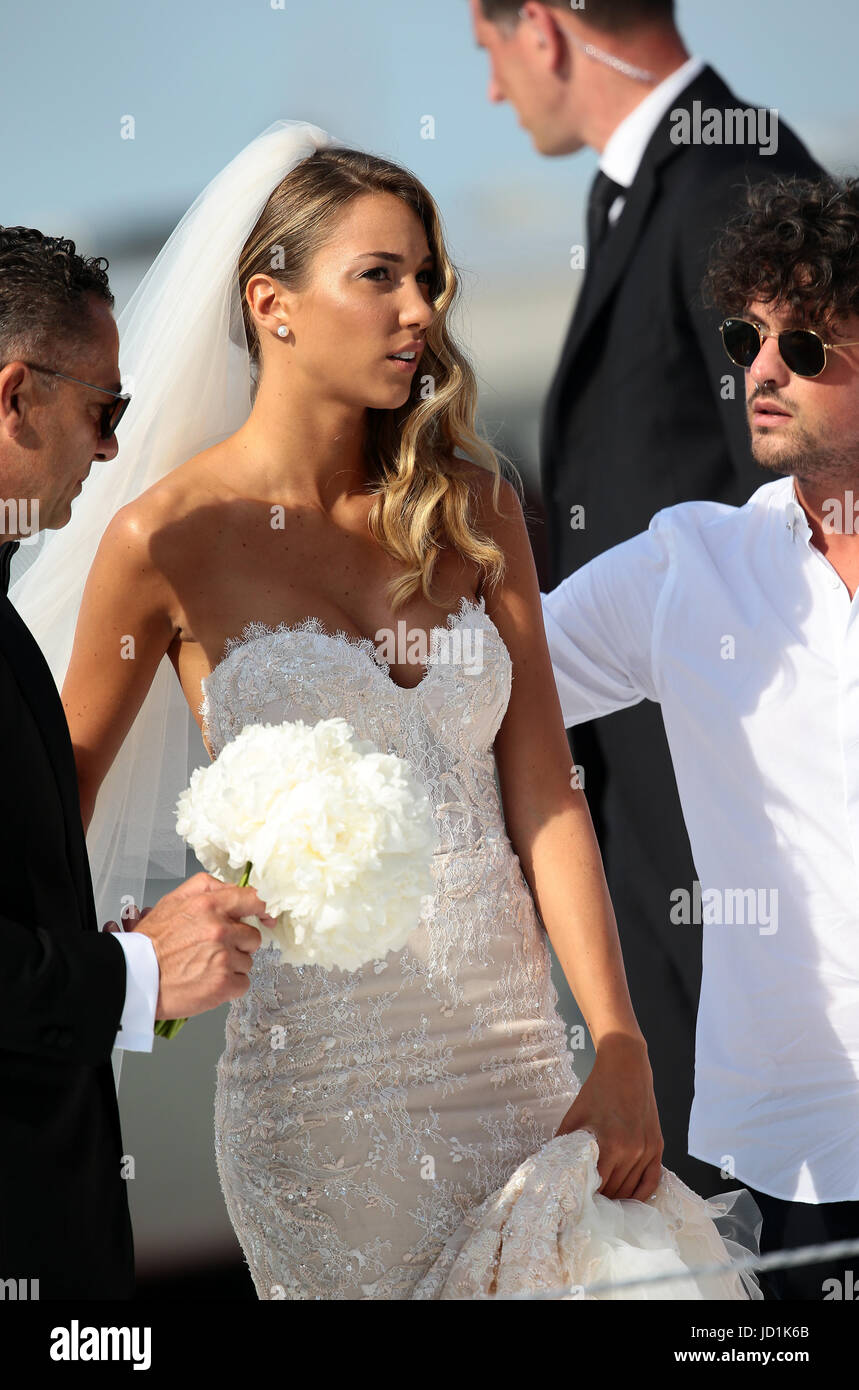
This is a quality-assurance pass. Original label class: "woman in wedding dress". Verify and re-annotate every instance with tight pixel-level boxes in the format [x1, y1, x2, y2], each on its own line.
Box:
[12, 121, 759, 1300]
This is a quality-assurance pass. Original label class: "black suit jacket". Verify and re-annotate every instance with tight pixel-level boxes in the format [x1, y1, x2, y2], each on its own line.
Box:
[0, 539, 134, 1298]
[540, 64, 823, 578]
[537, 67, 824, 1029]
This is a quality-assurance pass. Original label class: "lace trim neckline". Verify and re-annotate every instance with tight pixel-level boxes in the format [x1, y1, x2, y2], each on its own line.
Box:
[200, 592, 497, 703]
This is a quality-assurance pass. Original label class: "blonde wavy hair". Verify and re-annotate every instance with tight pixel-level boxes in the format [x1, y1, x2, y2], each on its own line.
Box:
[237, 147, 520, 609]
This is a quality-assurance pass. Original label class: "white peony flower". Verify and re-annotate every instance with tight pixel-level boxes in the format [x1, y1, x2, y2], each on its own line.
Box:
[175, 718, 438, 971]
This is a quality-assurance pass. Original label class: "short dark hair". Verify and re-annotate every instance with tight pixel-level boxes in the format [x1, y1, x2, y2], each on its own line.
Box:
[0, 226, 114, 377]
[478, 0, 675, 33]
[704, 176, 859, 334]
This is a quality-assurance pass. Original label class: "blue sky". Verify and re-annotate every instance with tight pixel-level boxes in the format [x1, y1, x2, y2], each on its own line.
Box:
[5, 0, 857, 258]
[4, 0, 857, 417]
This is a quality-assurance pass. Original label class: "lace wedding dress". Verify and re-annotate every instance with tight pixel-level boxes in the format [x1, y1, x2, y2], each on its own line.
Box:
[201, 597, 757, 1301]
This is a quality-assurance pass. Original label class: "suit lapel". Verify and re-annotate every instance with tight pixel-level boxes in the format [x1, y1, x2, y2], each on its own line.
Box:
[0, 592, 96, 930]
[542, 66, 740, 448]
[559, 158, 659, 376]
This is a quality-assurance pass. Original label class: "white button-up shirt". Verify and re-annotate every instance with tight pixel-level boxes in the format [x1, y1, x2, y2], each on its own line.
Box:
[541, 475, 859, 1203]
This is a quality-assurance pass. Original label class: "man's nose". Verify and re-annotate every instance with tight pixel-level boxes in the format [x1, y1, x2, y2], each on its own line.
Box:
[94, 430, 120, 462]
[488, 75, 504, 104]
[749, 334, 792, 388]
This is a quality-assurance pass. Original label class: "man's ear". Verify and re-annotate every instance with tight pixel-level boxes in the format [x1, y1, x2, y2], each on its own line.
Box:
[519, 2, 561, 55]
[0, 362, 31, 439]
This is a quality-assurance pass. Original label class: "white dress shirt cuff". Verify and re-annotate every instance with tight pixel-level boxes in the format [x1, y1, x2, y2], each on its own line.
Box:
[111, 930, 160, 1052]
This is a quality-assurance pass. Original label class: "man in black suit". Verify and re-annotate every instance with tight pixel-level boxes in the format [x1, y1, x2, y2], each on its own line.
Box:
[0, 226, 276, 1298]
[470, 0, 823, 1191]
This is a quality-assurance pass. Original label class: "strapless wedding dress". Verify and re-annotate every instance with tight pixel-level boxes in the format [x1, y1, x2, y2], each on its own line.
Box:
[200, 597, 758, 1301]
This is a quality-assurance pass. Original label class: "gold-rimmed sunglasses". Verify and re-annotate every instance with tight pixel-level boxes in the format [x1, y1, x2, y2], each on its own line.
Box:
[719, 318, 859, 379]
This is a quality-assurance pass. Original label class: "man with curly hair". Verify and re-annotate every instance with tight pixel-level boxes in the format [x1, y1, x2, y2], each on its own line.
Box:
[541, 175, 859, 1299]
[0, 227, 272, 1296]
[470, 0, 823, 1199]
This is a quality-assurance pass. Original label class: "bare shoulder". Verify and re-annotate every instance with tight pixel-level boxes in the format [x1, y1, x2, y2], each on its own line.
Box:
[109, 442, 225, 542]
[89, 442, 228, 621]
[451, 457, 524, 537]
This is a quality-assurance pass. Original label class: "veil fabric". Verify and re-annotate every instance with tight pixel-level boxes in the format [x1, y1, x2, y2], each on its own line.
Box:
[10, 120, 344, 1086]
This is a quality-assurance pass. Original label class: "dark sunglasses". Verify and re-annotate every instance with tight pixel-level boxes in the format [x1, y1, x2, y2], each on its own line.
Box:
[719, 318, 859, 379]
[14, 361, 131, 438]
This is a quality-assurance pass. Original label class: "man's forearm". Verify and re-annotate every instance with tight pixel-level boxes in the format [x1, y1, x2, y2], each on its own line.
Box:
[0, 915, 126, 1064]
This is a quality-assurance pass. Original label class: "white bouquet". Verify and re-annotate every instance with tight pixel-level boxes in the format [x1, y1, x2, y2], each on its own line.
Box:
[156, 718, 438, 1038]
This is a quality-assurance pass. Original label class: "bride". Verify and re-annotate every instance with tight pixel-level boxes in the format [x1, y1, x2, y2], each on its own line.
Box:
[12, 120, 759, 1300]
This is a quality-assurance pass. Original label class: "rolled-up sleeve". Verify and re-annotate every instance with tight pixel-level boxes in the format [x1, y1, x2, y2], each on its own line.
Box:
[540, 518, 671, 726]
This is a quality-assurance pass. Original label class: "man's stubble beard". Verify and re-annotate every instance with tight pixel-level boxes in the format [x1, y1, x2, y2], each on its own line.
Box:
[751, 416, 859, 493]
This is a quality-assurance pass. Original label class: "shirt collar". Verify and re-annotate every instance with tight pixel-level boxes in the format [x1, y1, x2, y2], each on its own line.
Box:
[0, 539, 20, 596]
[784, 476, 812, 543]
[600, 54, 706, 188]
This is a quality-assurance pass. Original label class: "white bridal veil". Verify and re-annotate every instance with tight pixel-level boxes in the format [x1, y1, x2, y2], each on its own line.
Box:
[10, 120, 345, 1084]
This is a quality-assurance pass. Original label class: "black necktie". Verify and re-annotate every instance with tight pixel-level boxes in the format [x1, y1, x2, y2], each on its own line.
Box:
[0, 540, 20, 596]
[586, 170, 624, 257]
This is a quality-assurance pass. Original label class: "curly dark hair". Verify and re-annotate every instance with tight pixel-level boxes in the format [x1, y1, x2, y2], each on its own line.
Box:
[478, 0, 675, 32]
[0, 225, 114, 378]
[703, 176, 859, 334]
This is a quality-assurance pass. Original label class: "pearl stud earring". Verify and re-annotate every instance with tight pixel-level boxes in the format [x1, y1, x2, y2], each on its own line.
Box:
[277, 325, 289, 338]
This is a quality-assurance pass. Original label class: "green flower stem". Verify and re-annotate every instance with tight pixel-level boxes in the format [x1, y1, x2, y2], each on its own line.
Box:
[153, 1016, 185, 1041]
[154, 860, 254, 1041]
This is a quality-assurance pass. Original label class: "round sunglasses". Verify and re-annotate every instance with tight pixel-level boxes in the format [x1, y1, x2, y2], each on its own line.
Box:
[719, 318, 859, 379]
